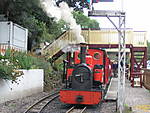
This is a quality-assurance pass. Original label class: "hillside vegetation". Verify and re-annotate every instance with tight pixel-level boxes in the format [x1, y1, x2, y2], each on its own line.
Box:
[0, 0, 100, 91]
[0, 0, 99, 50]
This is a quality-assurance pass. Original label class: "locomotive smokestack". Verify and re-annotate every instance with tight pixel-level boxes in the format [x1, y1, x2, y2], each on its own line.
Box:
[80, 43, 87, 64]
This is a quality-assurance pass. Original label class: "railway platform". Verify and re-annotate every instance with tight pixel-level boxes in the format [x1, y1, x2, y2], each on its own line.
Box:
[104, 77, 118, 101]
[104, 77, 150, 113]
[125, 80, 150, 113]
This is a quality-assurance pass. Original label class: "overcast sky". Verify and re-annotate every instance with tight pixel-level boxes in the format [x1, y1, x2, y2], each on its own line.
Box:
[88, 0, 150, 41]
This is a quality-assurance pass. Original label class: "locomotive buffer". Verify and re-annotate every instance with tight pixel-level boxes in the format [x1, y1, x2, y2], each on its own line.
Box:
[104, 77, 118, 101]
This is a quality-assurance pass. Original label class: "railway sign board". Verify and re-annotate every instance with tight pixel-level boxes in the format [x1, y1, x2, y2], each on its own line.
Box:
[0, 21, 28, 51]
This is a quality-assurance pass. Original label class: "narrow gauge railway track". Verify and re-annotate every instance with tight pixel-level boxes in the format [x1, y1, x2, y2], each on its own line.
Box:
[66, 106, 87, 113]
[24, 92, 59, 113]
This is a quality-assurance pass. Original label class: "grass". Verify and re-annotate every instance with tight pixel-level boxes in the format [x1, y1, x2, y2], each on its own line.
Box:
[114, 104, 132, 113]
[8, 103, 16, 108]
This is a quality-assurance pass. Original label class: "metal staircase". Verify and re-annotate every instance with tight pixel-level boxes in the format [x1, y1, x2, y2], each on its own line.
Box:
[130, 47, 147, 87]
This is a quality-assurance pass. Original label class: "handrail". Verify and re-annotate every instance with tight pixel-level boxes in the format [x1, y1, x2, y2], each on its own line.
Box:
[42, 30, 147, 59]
[42, 30, 78, 59]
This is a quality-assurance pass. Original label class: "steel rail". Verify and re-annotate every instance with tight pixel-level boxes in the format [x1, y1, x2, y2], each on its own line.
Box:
[66, 106, 87, 113]
[66, 106, 75, 113]
[39, 94, 59, 112]
[24, 92, 59, 113]
[80, 107, 87, 113]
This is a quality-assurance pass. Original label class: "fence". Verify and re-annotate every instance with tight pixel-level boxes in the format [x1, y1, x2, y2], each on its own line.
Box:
[0, 44, 24, 55]
[143, 69, 150, 90]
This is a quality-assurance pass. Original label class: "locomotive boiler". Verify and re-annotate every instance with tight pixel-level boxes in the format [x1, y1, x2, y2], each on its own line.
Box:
[59, 43, 112, 105]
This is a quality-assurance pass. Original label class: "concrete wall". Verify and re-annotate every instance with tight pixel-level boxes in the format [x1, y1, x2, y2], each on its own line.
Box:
[0, 69, 43, 104]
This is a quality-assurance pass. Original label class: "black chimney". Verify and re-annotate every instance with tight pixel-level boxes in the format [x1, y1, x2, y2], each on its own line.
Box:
[80, 43, 87, 64]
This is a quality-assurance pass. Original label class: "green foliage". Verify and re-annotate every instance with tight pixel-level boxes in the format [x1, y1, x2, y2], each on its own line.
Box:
[0, 49, 52, 82]
[44, 57, 64, 91]
[0, 63, 17, 81]
[123, 104, 132, 113]
[56, 0, 89, 11]
[73, 11, 100, 29]
[13, 52, 37, 70]
[114, 104, 132, 113]
[0, 0, 100, 50]
[0, 0, 65, 50]
[0, 0, 100, 51]
[0, 50, 23, 81]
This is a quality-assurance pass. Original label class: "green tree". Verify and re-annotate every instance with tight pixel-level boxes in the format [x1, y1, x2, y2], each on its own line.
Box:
[73, 11, 100, 29]
[0, 0, 65, 50]
[56, 0, 89, 11]
[0, 0, 14, 16]
[0, 0, 99, 50]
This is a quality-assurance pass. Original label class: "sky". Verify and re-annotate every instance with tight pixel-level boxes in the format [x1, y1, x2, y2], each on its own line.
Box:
[86, 0, 150, 41]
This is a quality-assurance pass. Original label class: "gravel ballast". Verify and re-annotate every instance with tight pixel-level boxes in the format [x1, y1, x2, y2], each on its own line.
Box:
[0, 92, 48, 113]
[41, 98, 116, 113]
[0, 92, 116, 113]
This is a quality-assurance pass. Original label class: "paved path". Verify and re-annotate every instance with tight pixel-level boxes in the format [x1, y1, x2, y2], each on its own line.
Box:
[125, 79, 150, 113]
[105, 78, 118, 100]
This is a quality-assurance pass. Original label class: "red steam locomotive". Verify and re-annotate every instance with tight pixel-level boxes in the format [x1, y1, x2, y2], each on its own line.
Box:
[59, 43, 112, 105]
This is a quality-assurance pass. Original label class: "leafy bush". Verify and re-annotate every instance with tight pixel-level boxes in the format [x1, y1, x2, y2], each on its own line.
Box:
[0, 62, 23, 81]
[0, 49, 51, 82]
[0, 49, 63, 91]
[0, 50, 23, 81]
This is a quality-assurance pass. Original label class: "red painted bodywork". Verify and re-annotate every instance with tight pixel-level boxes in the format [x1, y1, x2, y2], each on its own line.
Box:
[61, 47, 112, 105]
[67, 68, 73, 79]
[60, 90, 102, 105]
[105, 56, 111, 84]
[93, 69, 104, 82]
[74, 51, 80, 64]
[88, 49, 105, 83]
[86, 55, 93, 68]
[88, 49, 104, 65]
[66, 48, 112, 83]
